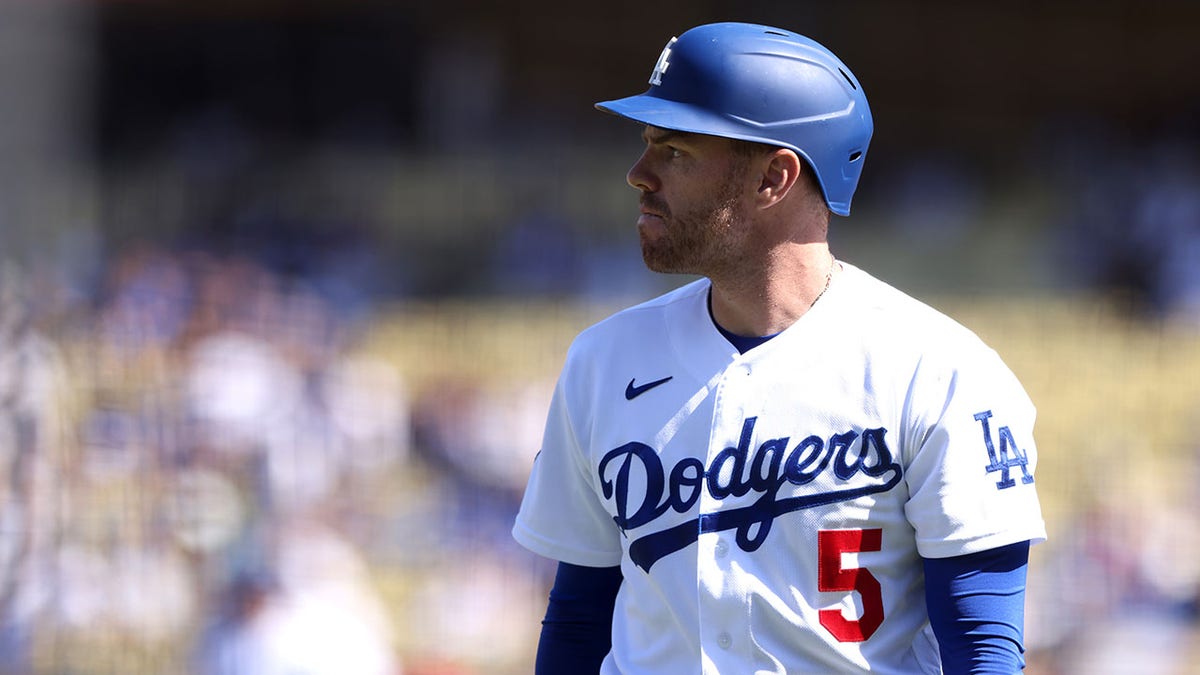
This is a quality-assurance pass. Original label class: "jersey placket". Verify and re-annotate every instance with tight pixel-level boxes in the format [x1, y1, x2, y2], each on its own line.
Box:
[697, 358, 757, 673]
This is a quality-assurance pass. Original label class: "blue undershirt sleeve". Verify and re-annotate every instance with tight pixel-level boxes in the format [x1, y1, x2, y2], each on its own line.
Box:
[536, 562, 623, 675]
[923, 540, 1032, 674]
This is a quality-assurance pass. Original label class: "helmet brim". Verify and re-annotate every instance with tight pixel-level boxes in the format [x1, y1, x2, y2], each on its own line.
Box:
[596, 94, 762, 145]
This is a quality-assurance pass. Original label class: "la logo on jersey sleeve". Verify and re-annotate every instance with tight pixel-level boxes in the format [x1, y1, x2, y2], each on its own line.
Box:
[973, 410, 1034, 490]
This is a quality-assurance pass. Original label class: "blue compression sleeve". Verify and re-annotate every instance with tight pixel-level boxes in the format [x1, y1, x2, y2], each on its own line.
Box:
[536, 562, 622, 675]
[923, 540, 1031, 674]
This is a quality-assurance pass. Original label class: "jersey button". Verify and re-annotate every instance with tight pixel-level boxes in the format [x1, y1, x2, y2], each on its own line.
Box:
[715, 539, 728, 557]
[717, 632, 732, 649]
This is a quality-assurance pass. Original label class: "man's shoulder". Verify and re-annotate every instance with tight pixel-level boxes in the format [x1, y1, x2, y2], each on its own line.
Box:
[551, 279, 712, 386]
[576, 278, 709, 343]
[838, 263, 990, 350]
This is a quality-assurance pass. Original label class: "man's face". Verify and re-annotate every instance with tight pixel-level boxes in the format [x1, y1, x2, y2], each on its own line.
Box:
[626, 127, 757, 276]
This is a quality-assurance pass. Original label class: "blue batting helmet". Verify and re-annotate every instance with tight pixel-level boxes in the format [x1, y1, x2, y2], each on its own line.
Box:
[596, 22, 874, 216]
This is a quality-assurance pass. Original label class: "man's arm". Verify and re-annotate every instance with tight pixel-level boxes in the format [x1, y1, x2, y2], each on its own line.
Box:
[923, 540, 1031, 673]
[536, 562, 623, 674]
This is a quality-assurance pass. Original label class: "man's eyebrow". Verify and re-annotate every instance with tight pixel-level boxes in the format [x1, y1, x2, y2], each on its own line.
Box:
[642, 128, 687, 145]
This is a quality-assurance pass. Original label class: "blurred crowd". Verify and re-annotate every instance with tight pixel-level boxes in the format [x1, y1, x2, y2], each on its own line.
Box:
[0, 244, 555, 675]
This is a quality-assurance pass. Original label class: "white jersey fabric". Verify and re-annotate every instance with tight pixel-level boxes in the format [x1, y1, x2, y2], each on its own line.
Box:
[513, 262, 1046, 674]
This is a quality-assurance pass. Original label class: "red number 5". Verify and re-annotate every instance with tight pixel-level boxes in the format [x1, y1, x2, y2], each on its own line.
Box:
[818, 528, 884, 642]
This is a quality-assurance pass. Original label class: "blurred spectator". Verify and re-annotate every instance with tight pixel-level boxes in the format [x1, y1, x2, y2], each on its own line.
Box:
[0, 263, 72, 674]
[194, 523, 399, 675]
[193, 568, 285, 675]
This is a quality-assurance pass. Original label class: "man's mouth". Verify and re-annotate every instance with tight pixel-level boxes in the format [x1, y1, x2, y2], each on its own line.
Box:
[639, 197, 669, 220]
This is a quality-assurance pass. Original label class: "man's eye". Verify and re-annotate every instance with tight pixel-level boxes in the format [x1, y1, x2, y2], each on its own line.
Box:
[668, 147, 683, 158]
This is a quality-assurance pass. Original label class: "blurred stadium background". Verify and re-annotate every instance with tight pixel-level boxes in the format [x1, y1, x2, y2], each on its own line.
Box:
[1, 1, 1199, 673]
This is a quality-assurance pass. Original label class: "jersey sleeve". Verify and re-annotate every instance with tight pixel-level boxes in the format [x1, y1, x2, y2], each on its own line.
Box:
[512, 369, 624, 567]
[903, 342, 1047, 559]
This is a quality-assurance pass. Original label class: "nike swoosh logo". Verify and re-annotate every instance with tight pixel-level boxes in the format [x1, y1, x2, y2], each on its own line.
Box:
[625, 376, 673, 400]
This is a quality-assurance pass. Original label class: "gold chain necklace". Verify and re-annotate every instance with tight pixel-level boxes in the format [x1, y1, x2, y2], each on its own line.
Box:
[810, 255, 836, 309]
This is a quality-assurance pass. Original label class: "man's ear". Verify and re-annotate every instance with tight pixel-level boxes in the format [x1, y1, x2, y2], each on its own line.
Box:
[756, 148, 804, 209]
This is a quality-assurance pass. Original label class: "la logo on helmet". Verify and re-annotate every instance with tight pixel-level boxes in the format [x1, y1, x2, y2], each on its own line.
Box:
[648, 37, 677, 85]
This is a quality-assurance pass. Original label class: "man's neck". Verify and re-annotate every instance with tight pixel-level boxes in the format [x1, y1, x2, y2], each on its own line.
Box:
[708, 244, 837, 337]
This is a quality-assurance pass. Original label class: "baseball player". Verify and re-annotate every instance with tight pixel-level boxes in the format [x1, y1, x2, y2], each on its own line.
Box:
[512, 22, 1046, 674]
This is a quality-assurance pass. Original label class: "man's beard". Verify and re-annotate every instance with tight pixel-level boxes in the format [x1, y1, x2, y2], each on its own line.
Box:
[639, 180, 747, 276]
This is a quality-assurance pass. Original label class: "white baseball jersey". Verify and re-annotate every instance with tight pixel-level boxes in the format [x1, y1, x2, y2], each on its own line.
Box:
[512, 262, 1046, 674]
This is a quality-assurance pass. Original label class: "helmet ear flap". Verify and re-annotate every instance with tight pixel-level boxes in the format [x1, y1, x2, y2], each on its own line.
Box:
[596, 22, 873, 217]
